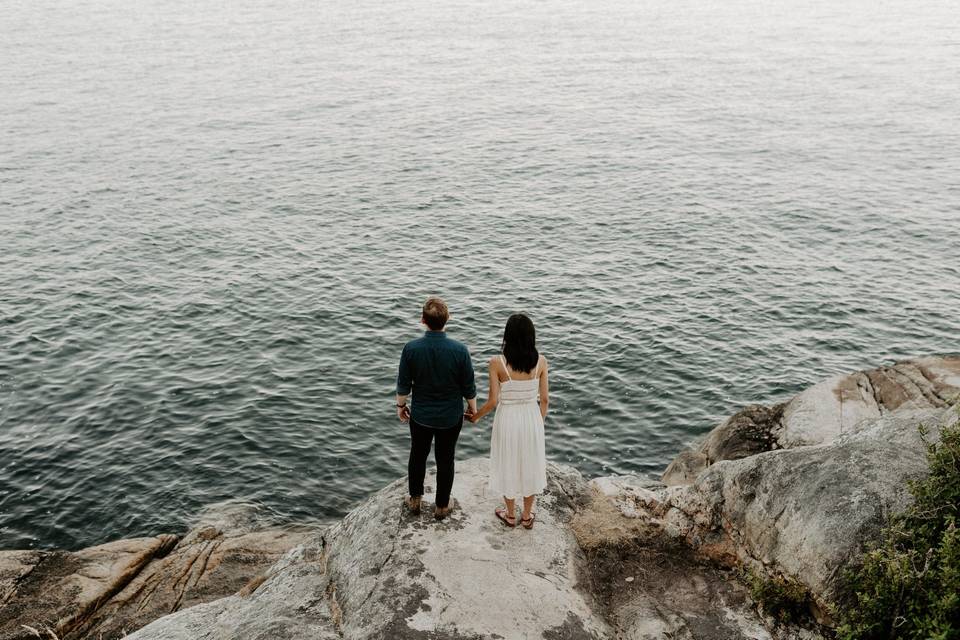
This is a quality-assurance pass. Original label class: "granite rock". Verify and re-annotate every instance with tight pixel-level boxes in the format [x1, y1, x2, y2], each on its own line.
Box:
[597, 406, 958, 623]
[0, 504, 315, 640]
[9, 356, 959, 639]
[663, 355, 960, 485]
[128, 459, 611, 640]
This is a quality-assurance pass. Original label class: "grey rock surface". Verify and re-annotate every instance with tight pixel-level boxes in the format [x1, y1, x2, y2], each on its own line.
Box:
[0, 504, 315, 640]
[129, 458, 611, 640]
[131, 457, 812, 640]
[1, 536, 177, 640]
[596, 405, 959, 622]
[662, 355, 960, 485]
[575, 532, 785, 640]
[119, 544, 340, 640]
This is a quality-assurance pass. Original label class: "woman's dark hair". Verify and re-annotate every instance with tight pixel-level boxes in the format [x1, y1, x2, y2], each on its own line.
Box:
[501, 313, 539, 373]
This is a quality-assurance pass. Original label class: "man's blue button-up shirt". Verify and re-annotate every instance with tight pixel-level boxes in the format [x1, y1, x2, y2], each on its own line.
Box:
[396, 330, 476, 429]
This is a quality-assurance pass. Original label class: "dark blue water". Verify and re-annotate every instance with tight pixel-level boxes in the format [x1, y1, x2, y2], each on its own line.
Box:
[2, 0, 958, 550]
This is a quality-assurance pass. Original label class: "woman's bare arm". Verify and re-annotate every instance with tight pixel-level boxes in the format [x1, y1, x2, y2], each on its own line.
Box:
[471, 357, 502, 422]
[538, 356, 550, 420]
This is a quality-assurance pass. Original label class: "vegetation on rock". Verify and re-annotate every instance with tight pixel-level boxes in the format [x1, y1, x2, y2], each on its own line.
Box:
[740, 568, 812, 624]
[837, 405, 960, 640]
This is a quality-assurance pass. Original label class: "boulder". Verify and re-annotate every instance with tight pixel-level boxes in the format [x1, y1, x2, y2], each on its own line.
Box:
[596, 406, 959, 622]
[663, 404, 784, 486]
[111, 543, 339, 640]
[0, 504, 315, 640]
[129, 458, 814, 640]
[572, 479, 805, 640]
[1, 536, 177, 640]
[663, 355, 960, 485]
[127, 459, 612, 640]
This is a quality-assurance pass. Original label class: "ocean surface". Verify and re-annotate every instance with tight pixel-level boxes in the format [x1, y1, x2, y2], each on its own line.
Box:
[2, 0, 958, 550]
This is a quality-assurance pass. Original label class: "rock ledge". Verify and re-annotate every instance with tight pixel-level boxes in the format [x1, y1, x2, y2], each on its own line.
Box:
[3, 355, 958, 639]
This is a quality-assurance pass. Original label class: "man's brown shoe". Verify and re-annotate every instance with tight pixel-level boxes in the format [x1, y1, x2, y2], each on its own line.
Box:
[404, 496, 422, 514]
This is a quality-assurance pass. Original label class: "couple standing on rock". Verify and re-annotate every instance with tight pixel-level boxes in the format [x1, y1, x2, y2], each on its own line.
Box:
[396, 296, 550, 529]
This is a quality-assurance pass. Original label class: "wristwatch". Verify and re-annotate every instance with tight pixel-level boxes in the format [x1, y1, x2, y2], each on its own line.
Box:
[396, 403, 407, 408]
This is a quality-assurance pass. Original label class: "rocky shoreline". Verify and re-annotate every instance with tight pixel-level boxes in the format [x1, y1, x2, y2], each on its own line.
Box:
[0, 504, 318, 640]
[2, 356, 958, 640]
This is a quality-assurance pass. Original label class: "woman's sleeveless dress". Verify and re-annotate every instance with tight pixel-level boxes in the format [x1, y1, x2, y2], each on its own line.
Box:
[488, 355, 548, 498]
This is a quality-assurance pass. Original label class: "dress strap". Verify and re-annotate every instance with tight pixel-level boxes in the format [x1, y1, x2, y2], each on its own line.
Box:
[500, 355, 512, 381]
[530, 356, 540, 380]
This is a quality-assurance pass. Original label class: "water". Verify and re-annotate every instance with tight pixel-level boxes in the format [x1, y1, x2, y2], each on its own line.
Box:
[2, 0, 958, 551]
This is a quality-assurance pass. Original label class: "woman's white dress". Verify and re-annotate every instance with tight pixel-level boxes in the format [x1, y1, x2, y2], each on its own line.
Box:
[489, 355, 547, 498]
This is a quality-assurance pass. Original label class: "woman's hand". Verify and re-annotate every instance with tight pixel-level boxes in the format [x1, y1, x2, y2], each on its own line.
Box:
[466, 357, 500, 425]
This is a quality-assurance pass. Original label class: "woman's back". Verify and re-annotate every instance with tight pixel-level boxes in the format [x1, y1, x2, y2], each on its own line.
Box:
[497, 355, 542, 407]
[489, 354, 547, 499]
[472, 312, 550, 527]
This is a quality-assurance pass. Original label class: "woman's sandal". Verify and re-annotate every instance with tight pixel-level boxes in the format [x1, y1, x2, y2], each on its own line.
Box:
[495, 507, 516, 528]
[521, 513, 535, 530]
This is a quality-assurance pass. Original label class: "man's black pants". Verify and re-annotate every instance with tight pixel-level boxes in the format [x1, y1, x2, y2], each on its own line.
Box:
[408, 417, 463, 509]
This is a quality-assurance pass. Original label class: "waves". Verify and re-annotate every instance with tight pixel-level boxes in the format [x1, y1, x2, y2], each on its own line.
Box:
[2, 0, 959, 550]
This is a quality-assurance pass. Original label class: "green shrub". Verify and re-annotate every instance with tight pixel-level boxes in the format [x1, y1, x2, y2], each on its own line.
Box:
[742, 568, 812, 623]
[837, 405, 960, 640]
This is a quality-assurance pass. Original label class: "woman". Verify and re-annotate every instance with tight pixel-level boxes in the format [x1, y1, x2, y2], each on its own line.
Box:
[468, 313, 549, 529]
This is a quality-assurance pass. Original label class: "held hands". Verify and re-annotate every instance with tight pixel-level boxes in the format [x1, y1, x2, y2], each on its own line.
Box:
[397, 405, 411, 423]
[464, 408, 480, 424]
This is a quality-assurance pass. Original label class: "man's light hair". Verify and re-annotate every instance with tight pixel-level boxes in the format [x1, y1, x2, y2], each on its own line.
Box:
[422, 296, 449, 330]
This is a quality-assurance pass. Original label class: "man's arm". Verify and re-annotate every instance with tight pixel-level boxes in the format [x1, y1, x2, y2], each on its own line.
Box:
[462, 349, 477, 416]
[396, 393, 410, 422]
[396, 346, 412, 422]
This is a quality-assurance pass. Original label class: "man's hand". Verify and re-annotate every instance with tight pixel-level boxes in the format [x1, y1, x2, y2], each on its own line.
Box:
[465, 398, 478, 424]
[397, 405, 411, 423]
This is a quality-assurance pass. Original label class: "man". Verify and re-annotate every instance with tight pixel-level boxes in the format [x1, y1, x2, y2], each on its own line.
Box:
[396, 296, 477, 520]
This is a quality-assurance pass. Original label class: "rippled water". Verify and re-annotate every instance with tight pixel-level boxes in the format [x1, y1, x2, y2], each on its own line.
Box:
[2, 0, 958, 550]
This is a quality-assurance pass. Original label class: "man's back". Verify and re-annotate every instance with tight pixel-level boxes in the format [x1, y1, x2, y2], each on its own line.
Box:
[397, 330, 475, 429]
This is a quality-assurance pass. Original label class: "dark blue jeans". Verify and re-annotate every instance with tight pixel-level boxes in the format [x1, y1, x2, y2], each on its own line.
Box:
[408, 417, 463, 508]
